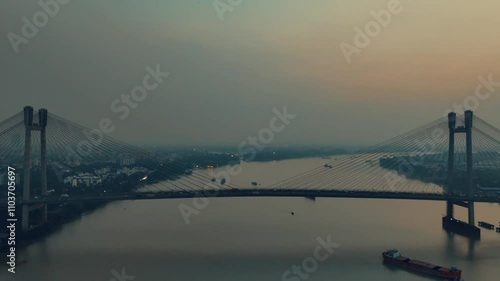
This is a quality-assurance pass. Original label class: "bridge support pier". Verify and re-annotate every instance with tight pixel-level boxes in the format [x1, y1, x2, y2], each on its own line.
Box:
[442, 111, 479, 239]
[446, 201, 454, 218]
[465, 110, 474, 226]
[21, 106, 49, 232]
[39, 109, 48, 223]
[467, 201, 475, 226]
[22, 106, 33, 232]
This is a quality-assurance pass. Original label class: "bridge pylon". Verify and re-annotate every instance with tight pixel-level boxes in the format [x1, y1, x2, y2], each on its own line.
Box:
[21, 106, 49, 232]
[442, 111, 480, 239]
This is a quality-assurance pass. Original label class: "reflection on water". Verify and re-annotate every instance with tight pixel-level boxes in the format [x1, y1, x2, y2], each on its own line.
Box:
[445, 232, 477, 261]
[1, 158, 499, 281]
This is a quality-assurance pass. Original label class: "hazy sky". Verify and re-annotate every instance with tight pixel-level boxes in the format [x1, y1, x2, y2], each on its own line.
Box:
[1, 0, 499, 146]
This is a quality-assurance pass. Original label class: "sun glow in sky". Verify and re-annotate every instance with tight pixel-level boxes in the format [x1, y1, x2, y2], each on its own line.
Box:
[1, 0, 499, 145]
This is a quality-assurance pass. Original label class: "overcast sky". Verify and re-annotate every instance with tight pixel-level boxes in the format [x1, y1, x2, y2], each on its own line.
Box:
[1, 0, 499, 146]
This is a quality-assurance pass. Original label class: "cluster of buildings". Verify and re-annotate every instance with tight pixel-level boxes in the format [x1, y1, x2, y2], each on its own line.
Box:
[62, 152, 151, 189]
[62, 166, 150, 188]
[115, 155, 136, 166]
[63, 173, 102, 188]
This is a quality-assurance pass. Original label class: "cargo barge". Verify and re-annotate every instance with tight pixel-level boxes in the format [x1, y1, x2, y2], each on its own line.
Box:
[382, 249, 461, 280]
[478, 221, 495, 230]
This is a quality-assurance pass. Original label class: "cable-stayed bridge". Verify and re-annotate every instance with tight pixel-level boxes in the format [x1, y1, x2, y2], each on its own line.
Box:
[0, 106, 499, 238]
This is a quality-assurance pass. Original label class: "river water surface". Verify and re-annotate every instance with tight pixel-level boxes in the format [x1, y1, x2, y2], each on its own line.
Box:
[2, 158, 500, 281]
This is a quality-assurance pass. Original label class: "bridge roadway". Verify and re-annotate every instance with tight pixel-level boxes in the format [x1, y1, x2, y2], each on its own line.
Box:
[2, 189, 500, 207]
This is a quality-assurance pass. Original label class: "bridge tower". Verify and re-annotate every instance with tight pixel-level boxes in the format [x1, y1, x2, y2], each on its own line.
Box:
[21, 106, 49, 232]
[443, 110, 479, 238]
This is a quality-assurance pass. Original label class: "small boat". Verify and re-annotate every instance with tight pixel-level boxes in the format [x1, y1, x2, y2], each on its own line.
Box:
[220, 178, 226, 185]
[382, 249, 461, 280]
[324, 164, 333, 168]
[211, 177, 216, 182]
[251, 182, 258, 186]
[496, 227, 500, 233]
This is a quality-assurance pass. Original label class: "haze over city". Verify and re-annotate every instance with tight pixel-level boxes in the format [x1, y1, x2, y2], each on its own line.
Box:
[2, 0, 499, 146]
[1, 2, 500, 281]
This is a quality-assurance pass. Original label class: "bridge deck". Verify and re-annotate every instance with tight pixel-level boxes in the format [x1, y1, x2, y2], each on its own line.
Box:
[2, 189, 499, 206]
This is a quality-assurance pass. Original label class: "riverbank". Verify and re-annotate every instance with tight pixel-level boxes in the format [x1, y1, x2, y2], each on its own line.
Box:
[0, 201, 108, 254]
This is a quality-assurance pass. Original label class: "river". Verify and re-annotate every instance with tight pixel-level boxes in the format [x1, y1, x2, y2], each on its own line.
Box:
[1, 157, 500, 281]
